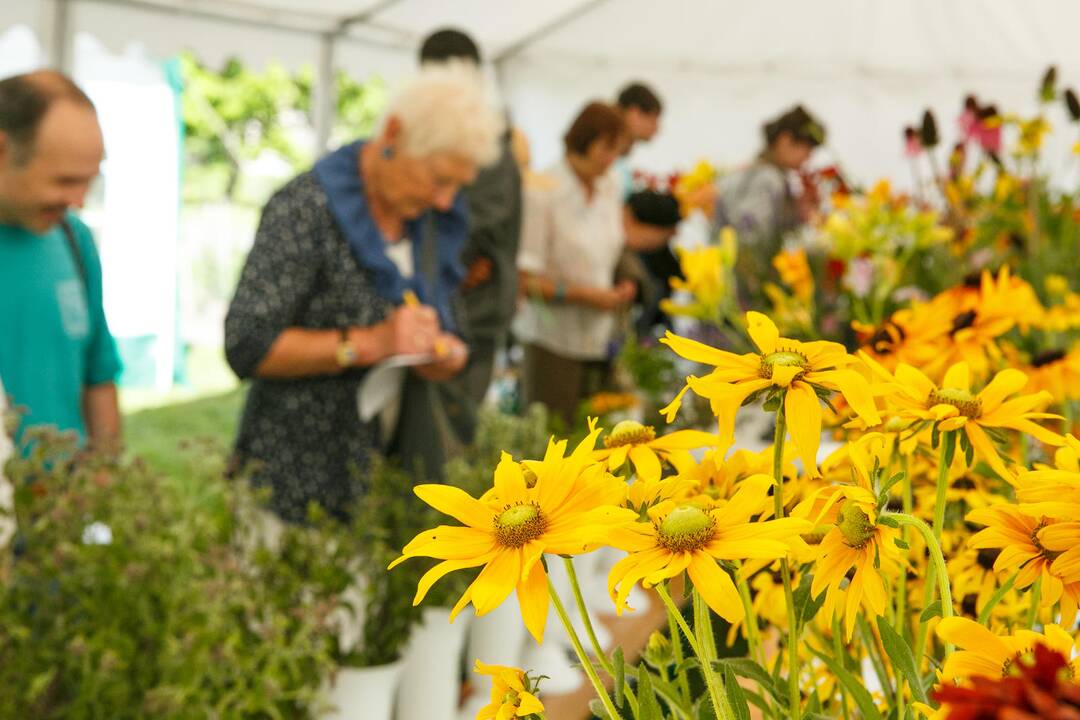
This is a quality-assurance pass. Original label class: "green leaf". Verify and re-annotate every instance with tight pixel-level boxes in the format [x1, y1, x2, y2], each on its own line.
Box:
[878, 514, 900, 528]
[762, 394, 782, 412]
[792, 572, 826, 631]
[714, 658, 786, 708]
[809, 648, 883, 720]
[636, 662, 664, 720]
[878, 471, 907, 502]
[613, 647, 626, 708]
[894, 538, 911, 550]
[877, 616, 928, 703]
[26, 668, 57, 702]
[942, 430, 957, 469]
[722, 663, 751, 720]
[921, 600, 943, 623]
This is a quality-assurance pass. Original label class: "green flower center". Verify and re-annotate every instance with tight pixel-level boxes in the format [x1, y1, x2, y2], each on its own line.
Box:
[494, 502, 548, 548]
[656, 505, 716, 553]
[836, 501, 876, 549]
[759, 350, 810, 380]
[604, 420, 656, 448]
[928, 387, 982, 418]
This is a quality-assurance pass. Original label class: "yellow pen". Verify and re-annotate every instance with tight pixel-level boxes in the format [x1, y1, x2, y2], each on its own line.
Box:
[402, 290, 447, 358]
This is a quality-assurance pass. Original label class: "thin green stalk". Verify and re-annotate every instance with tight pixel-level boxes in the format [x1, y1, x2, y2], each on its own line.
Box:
[548, 577, 623, 720]
[655, 584, 735, 720]
[771, 409, 802, 720]
[1028, 577, 1042, 629]
[913, 435, 952, 666]
[892, 510, 955, 663]
[667, 603, 692, 702]
[896, 454, 913, 714]
[735, 576, 775, 718]
[563, 557, 639, 718]
[857, 616, 891, 697]
[977, 571, 1018, 625]
[831, 618, 850, 719]
[694, 589, 737, 720]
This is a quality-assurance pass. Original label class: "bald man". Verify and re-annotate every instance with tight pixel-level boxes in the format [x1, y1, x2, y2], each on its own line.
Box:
[0, 70, 121, 451]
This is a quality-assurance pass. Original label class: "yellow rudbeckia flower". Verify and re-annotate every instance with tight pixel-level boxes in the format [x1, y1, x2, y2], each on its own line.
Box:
[794, 485, 902, 640]
[660, 311, 881, 476]
[606, 474, 810, 620]
[935, 617, 1079, 682]
[592, 420, 719, 483]
[473, 660, 545, 720]
[391, 429, 636, 643]
[966, 504, 1080, 625]
[886, 361, 1063, 481]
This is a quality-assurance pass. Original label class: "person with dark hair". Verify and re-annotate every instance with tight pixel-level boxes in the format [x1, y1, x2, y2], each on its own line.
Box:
[513, 101, 633, 426]
[715, 104, 826, 304]
[419, 27, 481, 65]
[0, 70, 122, 452]
[624, 190, 684, 335]
[616, 81, 662, 151]
[418, 28, 523, 409]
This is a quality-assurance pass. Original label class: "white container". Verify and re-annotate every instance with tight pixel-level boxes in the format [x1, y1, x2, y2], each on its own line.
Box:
[395, 607, 471, 720]
[322, 660, 403, 720]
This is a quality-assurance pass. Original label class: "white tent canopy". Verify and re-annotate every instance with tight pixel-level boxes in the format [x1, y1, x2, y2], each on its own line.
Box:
[7, 0, 1080, 182]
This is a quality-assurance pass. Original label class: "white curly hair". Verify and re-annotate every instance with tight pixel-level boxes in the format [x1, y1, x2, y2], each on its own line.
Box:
[378, 61, 503, 167]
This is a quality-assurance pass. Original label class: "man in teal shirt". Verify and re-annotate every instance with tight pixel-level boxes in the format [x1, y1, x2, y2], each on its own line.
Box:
[0, 70, 121, 450]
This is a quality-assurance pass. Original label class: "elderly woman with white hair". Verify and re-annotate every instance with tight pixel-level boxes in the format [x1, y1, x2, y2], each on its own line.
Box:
[225, 64, 502, 522]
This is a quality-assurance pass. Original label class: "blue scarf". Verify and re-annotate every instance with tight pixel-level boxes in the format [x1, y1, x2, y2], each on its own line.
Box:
[313, 140, 467, 331]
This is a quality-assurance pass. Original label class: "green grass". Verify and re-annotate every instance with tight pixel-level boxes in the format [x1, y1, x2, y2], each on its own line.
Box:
[123, 387, 246, 478]
[119, 344, 248, 477]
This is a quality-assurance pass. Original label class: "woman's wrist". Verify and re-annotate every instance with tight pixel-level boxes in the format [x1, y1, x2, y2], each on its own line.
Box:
[345, 325, 389, 368]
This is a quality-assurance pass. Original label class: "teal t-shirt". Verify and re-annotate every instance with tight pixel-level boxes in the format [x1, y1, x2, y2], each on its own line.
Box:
[0, 214, 121, 445]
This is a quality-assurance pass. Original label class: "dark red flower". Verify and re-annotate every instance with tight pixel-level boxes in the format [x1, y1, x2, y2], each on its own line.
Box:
[933, 644, 1080, 720]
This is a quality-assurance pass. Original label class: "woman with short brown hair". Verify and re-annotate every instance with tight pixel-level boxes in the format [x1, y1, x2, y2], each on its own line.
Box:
[513, 101, 633, 426]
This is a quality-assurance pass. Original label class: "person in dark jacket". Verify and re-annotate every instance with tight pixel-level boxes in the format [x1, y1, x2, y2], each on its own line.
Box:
[420, 28, 523, 406]
[224, 64, 502, 522]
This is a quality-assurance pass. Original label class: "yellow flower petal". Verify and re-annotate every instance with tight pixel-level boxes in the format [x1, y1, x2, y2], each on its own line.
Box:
[415, 484, 496, 529]
[517, 558, 549, 643]
[977, 368, 1029, 413]
[687, 552, 744, 622]
[785, 383, 823, 477]
[942, 362, 971, 390]
[745, 311, 781, 354]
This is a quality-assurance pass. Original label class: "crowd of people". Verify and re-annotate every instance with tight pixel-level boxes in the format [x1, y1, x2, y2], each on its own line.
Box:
[0, 28, 828, 525]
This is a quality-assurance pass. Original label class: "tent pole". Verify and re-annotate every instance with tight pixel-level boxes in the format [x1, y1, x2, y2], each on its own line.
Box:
[41, 0, 74, 72]
[314, 31, 336, 155]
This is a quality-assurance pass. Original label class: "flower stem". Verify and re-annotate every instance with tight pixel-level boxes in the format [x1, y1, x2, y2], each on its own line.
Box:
[1028, 577, 1042, 629]
[772, 409, 802, 720]
[831, 618, 850, 718]
[548, 576, 623, 720]
[694, 590, 738, 720]
[891, 510, 955, 663]
[667, 602, 692, 702]
[655, 584, 734, 720]
[911, 435, 953, 666]
[563, 557, 640, 717]
[977, 571, 1018, 625]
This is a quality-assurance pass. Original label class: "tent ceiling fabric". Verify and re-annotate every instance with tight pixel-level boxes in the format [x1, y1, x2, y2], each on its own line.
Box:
[46, 0, 1080, 74]
[8, 0, 1080, 185]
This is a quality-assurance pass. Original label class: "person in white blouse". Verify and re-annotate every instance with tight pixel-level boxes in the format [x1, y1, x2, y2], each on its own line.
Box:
[514, 101, 635, 426]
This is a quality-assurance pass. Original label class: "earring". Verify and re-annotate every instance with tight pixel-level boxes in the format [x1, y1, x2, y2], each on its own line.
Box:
[381, 145, 394, 159]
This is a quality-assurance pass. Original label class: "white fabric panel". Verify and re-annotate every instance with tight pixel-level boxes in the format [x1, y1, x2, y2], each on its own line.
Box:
[0, 25, 45, 77]
[73, 33, 181, 389]
[0, 0, 41, 31]
[69, 0, 321, 70]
